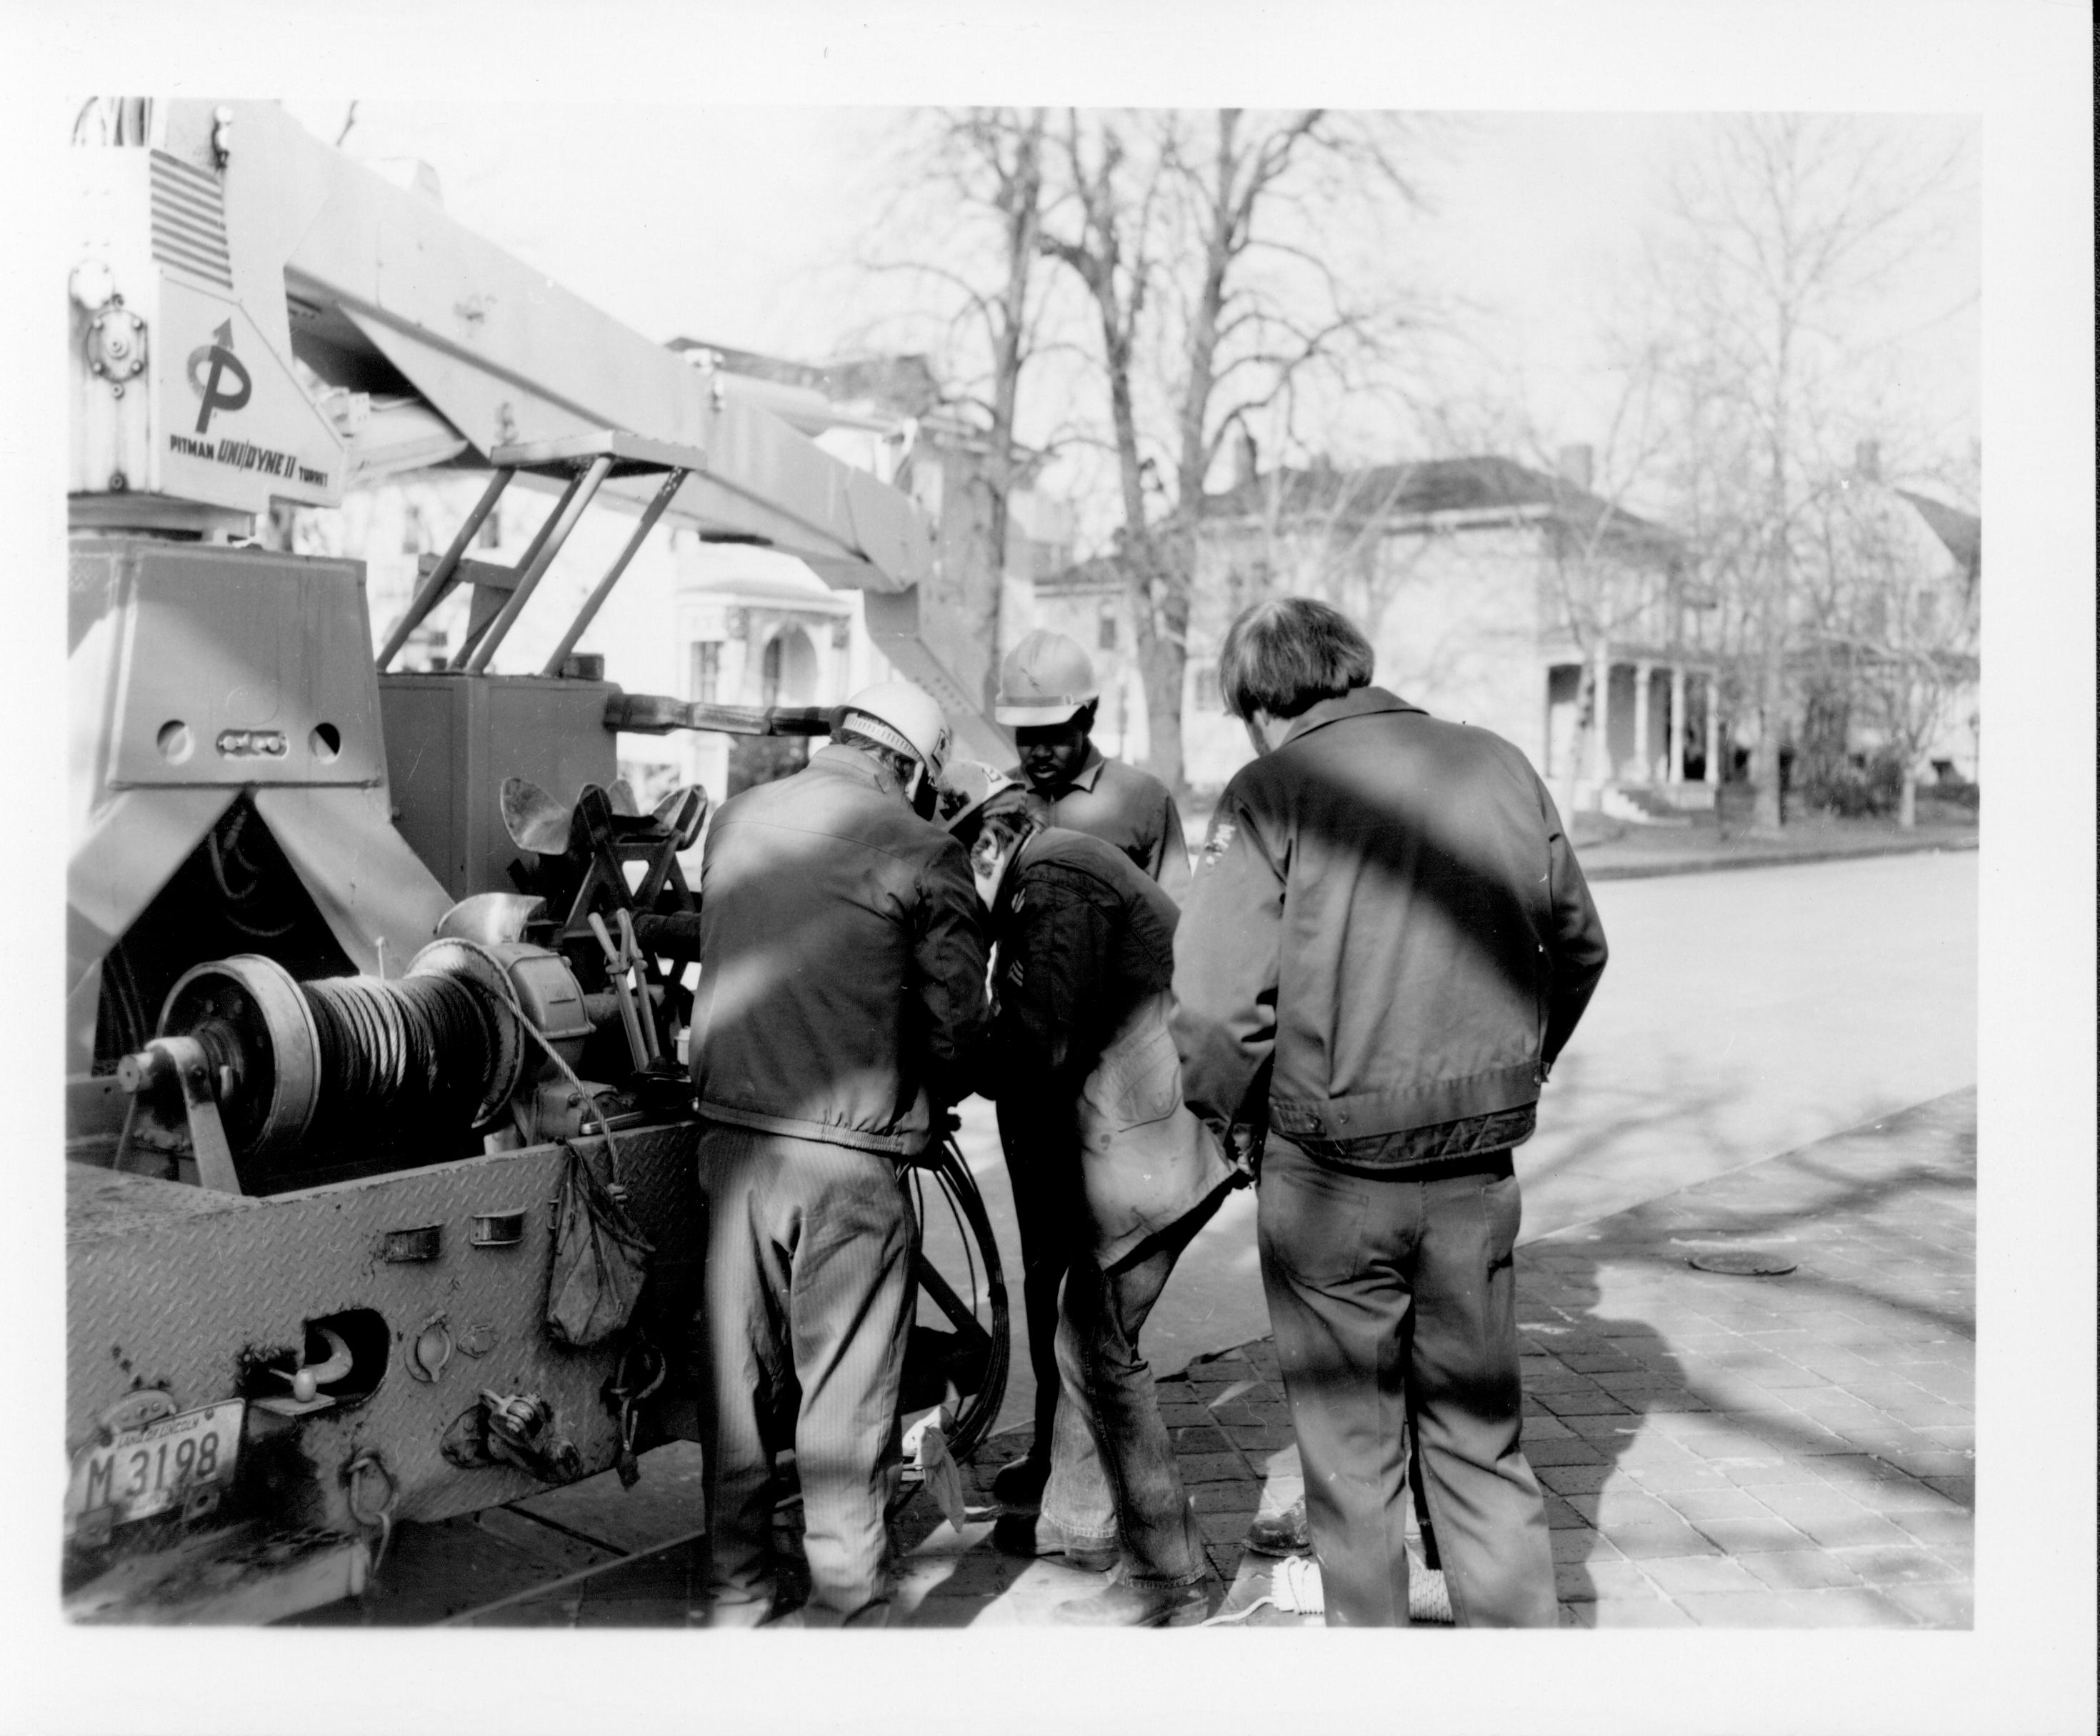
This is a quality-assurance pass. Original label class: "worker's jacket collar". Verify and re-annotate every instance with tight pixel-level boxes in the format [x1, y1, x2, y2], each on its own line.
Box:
[811, 739, 909, 801]
[1279, 685, 1426, 750]
[1066, 742, 1109, 792]
[1008, 741, 1106, 799]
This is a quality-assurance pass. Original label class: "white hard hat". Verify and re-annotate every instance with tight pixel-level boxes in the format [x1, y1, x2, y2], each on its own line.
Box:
[933, 759, 1028, 834]
[996, 629, 1099, 728]
[839, 680, 953, 782]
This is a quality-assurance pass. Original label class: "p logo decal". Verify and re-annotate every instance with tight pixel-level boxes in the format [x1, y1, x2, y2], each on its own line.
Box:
[186, 319, 252, 434]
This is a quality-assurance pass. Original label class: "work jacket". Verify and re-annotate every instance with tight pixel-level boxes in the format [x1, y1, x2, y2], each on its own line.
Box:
[990, 827, 1234, 1265]
[1173, 687, 1608, 1162]
[691, 743, 991, 1156]
[1006, 745, 1192, 902]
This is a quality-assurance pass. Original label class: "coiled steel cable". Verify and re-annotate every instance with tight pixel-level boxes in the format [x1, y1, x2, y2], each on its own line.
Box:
[301, 972, 496, 1142]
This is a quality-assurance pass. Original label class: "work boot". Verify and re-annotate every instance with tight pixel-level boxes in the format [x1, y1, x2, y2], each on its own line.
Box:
[990, 1512, 1118, 1573]
[990, 1452, 1051, 1510]
[1243, 1499, 1310, 1555]
[1051, 1575, 1216, 1628]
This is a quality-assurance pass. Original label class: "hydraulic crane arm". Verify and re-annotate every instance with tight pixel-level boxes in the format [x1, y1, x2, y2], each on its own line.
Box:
[66, 99, 933, 592]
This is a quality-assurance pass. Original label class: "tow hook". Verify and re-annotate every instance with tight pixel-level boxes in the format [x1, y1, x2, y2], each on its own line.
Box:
[343, 1448, 400, 1581]
[254, 1327, 353, 1417]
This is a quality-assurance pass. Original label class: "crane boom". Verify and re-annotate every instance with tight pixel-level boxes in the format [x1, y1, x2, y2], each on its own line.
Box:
[68, 99, 933, 592]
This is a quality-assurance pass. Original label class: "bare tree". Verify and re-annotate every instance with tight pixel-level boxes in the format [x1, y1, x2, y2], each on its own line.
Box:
[859, 108, 1054, 715]
[1644, 115, 1966, 829]
[1039, 109, 1434, 789]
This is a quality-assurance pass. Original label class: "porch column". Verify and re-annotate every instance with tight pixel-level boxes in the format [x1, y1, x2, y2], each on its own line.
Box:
[1633, 659, 1654, 782]
[1588, 643, 1611, 784]
[1669, 665, 1687, 784]
[1704, 674, 1721, 787]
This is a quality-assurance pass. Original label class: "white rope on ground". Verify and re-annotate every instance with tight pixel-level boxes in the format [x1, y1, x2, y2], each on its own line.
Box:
[1201, 1554, 1455, 1625]
[1202, 1552, 1325, 1624]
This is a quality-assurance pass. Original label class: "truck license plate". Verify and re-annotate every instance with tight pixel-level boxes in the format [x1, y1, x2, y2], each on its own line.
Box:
[66, 1402, 244, 1531]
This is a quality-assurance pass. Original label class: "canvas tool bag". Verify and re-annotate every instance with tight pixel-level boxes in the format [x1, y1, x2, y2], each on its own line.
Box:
[545, 1142, 655, 1348]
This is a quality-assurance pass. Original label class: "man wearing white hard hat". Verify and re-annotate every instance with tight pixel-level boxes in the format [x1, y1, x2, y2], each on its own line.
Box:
[997, 629, 1191, 903]
[688, 680, 991, 1627]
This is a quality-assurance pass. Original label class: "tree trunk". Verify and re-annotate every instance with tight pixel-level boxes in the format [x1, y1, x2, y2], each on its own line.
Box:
[1751, 421, 1791, 831]
[975, 111, 1044, 716]
[1897, 767, 1917, 829]
[1137, 587, 1186, 790]
[1150, 529, 1196, 790]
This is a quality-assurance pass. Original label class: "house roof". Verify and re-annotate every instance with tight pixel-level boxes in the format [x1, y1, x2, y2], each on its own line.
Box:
[1894, 489, 1981, 578]
[1209, 454, 1683, 556]
[1033, 454, 1688, 598]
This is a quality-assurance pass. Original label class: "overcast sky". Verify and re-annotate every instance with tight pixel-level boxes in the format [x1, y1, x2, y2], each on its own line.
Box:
[279, 101, 1979, 502]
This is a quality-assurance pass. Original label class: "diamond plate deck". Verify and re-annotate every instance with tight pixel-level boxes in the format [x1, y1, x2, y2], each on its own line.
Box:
[68, 1123, 704, 1536]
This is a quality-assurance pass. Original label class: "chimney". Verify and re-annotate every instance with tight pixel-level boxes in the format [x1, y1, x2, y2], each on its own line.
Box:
[1234, 424, 1259, 492]
[1556, 443, 1594, 493]
[1854, 439, 1881, 482]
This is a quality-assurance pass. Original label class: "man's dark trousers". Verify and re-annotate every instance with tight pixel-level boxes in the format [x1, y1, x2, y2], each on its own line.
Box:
[996, 1092, 1086, 1465]
[1257, 1136, 1555, 1627]
[696, 1124, 917, 1627]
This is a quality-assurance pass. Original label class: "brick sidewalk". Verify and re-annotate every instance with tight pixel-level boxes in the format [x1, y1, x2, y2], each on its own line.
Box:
[1518, 1087, 1974, 1627]
[886, 1088, 1975, 1629]
[428, 1089, 1972, 1629]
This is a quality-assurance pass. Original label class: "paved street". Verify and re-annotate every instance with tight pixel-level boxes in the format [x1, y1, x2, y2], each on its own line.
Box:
[960, 847, 1979, 1435]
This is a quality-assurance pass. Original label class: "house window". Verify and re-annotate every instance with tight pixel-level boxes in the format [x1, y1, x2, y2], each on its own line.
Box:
[479, 504, 503, 549]
[1098, 604, 1119, 652]
[691, 641, 722, 704]
[400, 502, 427, 555]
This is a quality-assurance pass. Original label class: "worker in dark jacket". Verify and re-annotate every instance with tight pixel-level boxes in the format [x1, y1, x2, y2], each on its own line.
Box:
[989, 628, 1190, 1508]
[1174, 597, 1609, 1628]
[938, 762, 1235, 1626]
[998, 629, 1191, 902]
[689, 681, 990, 1627]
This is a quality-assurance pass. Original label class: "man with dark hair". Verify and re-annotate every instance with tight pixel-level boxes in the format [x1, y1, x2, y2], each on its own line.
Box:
[1216, 595, 1376, 720]
[938, 762, 1236, 1625]
[989, 627, 1191, 1508]
[1174, 596, 1609, 1628]
[689, 681, 990, 1628]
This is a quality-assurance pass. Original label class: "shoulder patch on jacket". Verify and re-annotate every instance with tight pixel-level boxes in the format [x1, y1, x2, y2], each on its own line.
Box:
[1200, 819, 1236, 869]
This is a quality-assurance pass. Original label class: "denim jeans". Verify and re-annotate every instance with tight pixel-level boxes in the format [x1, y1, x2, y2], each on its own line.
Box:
[1258, 1136, 1555, 1627]
[1040, 1191, 1222, 1589]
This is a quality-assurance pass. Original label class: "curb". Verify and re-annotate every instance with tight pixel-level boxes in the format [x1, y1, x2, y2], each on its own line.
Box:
[1582, 836, 1977, 882]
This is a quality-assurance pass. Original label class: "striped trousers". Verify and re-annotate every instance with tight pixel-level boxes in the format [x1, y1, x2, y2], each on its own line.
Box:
[694, 1123, 918, 1627]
